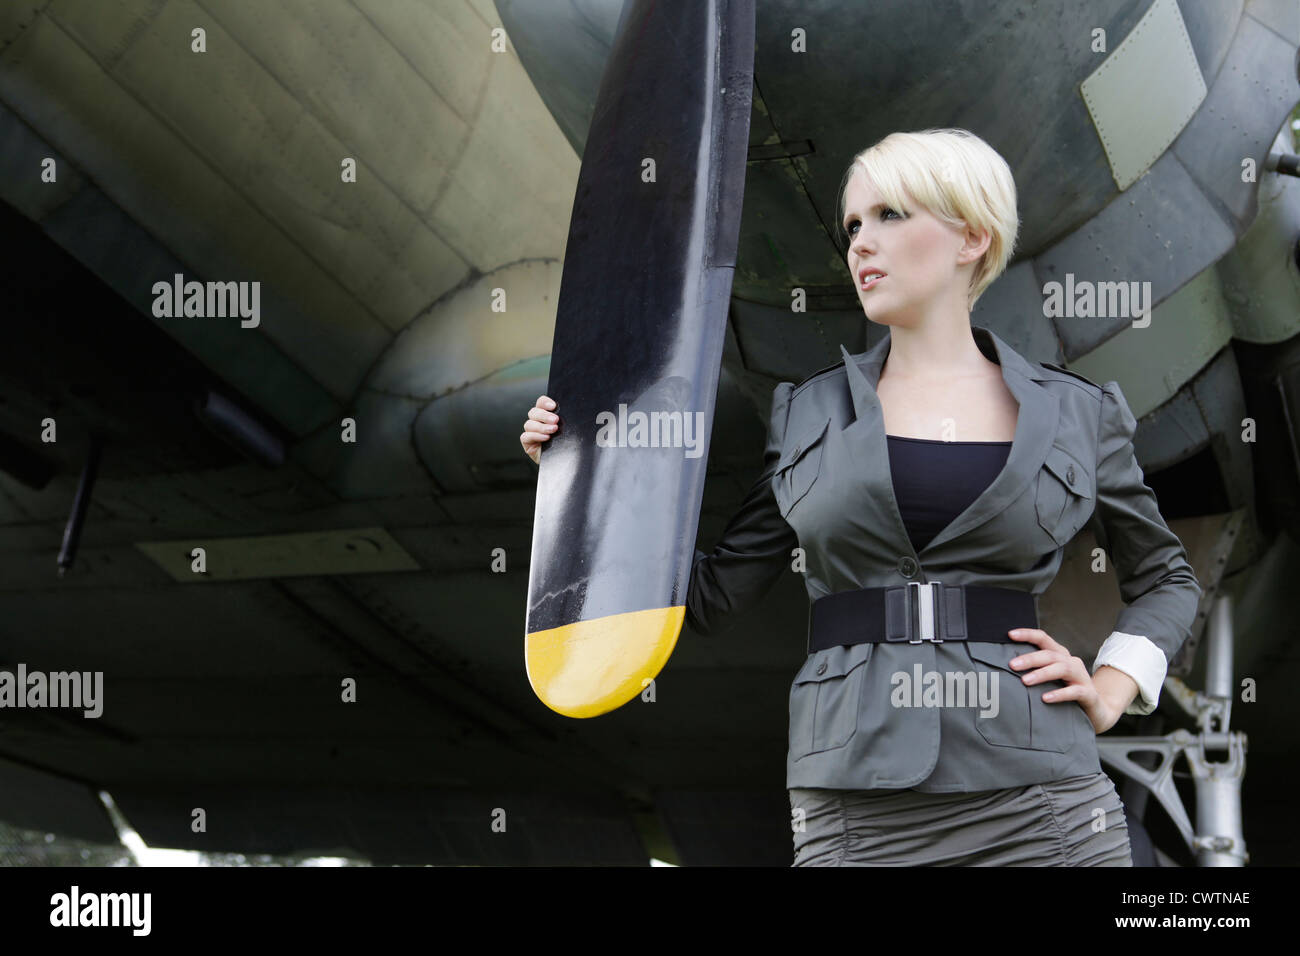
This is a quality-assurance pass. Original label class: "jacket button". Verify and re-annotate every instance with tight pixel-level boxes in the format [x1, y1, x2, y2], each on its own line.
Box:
[1066, 465, 1075, 486]
[815, 661, 827, 675]
[792, 445, 801, 458]
[897, 556, 918, 577]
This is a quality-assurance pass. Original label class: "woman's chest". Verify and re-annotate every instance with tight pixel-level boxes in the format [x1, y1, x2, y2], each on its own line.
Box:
[769, 374, 1095, 578]
[876, 375, 1019, 442]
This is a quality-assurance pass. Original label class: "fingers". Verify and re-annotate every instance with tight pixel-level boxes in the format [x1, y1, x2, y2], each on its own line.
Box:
[521, 395, 559, 463]
[525, 395, 560, 435]
[1017, 660, 1071, 685]
[1008, 650, 1054, 670]
[523, 413, 558, 440]
[1003, 633, 1088, 706]
[1007, 627, 1064, 652]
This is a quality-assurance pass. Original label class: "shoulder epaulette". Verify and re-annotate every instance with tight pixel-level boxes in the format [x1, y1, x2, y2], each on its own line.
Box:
[1040, 361, 1101, 389]
[792, 358, 848, 393]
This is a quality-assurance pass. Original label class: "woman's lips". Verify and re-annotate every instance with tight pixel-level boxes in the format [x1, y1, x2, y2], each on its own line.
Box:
[861, 274, 885, 291]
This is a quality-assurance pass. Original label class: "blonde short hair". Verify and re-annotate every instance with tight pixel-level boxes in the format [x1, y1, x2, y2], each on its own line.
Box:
[837, 128, 1020, 311]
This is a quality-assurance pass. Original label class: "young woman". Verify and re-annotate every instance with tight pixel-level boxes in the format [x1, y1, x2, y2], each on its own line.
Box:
[521, 129, 1200, 866]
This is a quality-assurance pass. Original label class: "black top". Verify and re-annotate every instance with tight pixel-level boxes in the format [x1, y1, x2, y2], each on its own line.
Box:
[886, 435, 1012, 553]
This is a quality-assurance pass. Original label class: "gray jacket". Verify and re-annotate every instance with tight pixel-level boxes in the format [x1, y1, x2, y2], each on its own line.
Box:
[687, 325, 1202, 791]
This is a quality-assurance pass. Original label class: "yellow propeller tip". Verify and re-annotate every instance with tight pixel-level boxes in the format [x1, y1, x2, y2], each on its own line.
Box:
[526, 606, 684, 717]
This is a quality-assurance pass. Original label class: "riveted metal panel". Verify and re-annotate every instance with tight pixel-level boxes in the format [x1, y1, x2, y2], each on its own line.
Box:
[1035, 149, 1236, 357]
[1171, 13, 1300, 229]
[1081, 0, 1207, 190]
[135, 527, 421, 581]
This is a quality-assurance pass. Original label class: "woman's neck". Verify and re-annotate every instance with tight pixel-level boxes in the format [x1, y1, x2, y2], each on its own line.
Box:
[879, 322, 996, 384]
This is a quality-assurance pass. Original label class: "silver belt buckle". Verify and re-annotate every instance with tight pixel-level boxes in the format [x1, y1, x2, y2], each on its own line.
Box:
[907, 581, 942, 643]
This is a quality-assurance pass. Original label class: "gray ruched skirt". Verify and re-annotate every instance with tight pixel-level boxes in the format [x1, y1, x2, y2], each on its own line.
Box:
[789, 771, 1132, 866]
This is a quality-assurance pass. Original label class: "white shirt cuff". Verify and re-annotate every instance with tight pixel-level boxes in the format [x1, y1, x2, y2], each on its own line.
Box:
[1091, 630, 1168, 716]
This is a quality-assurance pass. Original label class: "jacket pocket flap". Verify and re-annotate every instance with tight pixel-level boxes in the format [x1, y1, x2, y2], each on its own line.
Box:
[964, 640, 1023, 673]
[777, 416, 831, 471]
[1042, 444, 1092, 499]
[793, 642, 873, 684]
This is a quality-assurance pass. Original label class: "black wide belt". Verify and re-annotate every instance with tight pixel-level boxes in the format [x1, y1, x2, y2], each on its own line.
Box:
[808, 582, 1037, 653]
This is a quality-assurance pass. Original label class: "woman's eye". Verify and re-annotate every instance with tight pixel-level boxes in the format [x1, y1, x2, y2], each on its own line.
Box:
[846, 209, 901, 235]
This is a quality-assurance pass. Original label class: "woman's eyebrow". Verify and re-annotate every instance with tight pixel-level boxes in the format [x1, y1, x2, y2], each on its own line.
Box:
[843, 202, 888, 223]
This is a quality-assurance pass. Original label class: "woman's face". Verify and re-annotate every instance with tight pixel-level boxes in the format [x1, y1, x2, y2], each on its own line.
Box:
[841, 169, 984, 324]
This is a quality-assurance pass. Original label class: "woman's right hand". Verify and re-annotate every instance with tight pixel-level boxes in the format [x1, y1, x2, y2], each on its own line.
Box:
[521, 395, 560, 465]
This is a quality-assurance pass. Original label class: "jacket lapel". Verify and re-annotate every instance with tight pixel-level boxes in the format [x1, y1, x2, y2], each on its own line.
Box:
[839, 325, 1060, 555]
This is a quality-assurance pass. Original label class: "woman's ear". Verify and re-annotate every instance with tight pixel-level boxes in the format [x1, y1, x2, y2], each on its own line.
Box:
[958, 224, 991, 265]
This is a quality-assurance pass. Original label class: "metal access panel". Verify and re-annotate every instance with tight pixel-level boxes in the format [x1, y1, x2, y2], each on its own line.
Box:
[1081, 0, 1207, 190]
[134, 527, 421, 581]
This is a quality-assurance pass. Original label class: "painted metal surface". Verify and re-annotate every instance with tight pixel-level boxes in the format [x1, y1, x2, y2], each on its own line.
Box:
[526, 0, 756, 717]
[1080, 0, 1207, 190]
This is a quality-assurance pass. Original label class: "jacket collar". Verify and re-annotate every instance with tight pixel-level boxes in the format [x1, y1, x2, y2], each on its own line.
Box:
[836, 325, 1061, 554]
